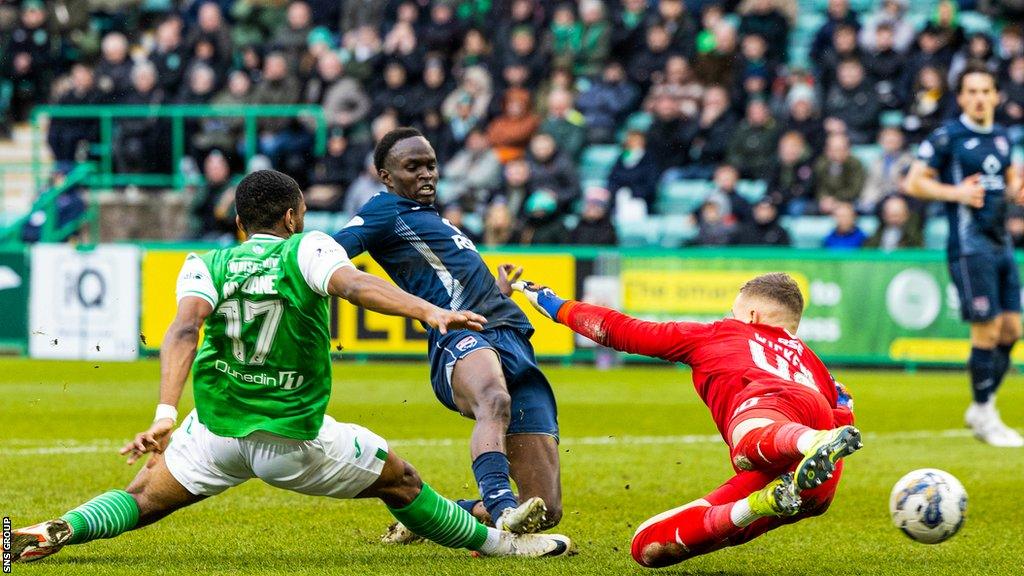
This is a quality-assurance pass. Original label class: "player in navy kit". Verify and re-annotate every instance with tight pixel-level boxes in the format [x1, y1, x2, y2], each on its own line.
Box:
[333, 128, 562, 538]
[906, 64, 1024, 447]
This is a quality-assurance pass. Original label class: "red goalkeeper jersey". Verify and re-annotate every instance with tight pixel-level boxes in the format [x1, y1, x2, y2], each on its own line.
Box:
[558, 302, 840, 437]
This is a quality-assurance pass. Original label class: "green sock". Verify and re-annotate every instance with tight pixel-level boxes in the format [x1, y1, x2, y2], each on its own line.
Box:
[61, 489, 140, 544]
[388, 483, 490, 551]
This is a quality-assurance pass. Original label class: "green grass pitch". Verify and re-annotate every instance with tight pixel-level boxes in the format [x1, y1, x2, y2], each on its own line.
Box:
[2, 358, 1023, 575]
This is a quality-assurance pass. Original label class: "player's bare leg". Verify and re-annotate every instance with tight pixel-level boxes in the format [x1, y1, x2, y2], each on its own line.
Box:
[450, 350, 547, 532]
[965, 317, 1023, 446]
[507, 433, 562, 529]
[362, 450, 572, 557]
[11, 453, 204, 562]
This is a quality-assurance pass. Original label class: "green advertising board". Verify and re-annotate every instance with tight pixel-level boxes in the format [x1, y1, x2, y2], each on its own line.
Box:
[620, 249, 1014, 366]
[0, 248, 29, 351]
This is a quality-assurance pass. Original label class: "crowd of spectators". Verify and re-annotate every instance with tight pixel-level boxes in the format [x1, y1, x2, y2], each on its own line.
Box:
[2, 0, 1024, 246]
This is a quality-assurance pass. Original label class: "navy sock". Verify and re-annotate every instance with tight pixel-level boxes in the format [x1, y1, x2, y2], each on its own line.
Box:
[455, 499, 481, 515]
[472, 451, 518, 522]
[969, 347, 996, 404]
[992, 342, 1016, 395]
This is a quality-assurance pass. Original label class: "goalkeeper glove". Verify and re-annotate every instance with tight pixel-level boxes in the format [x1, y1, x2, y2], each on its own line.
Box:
[510, 281, 567, 321]
[835, 381, 854, 411]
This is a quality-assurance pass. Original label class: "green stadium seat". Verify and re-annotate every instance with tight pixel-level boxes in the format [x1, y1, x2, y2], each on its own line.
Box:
[924, 217, 949, 250]
[736, 180, 767, 204]
[858, 216, 879, 237]
[462, 213, 483, 236]
[658, 179, 714, 215]
[304, 211, 335, 233]
[959, 11, 992, 35]
[880, 110, 904, 127]
[580, 145, 622, 181]
[781, 215, 836, 249]
[616, 218, 660, 247]
[657, 215, 698, 248]
[851, 145, 883, 169]
[435, 178, 458, 205]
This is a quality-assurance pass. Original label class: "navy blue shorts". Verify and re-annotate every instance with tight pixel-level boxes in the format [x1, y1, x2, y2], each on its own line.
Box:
[948, 249, 1022, 322]
[428, 326, 559, 439]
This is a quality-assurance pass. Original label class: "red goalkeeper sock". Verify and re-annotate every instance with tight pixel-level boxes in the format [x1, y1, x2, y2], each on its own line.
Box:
[631, 502, 754, 567]
[731, 422, 814, 470]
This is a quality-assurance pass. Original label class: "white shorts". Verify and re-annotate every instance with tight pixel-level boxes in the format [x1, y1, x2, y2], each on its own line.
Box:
[164, 410, 389, 498]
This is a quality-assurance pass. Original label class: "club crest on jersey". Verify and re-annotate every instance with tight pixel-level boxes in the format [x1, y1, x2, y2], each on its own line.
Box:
[983, 155, 1002, 175]
[972, 296, 991, 315]
[455, 335, 478, 352]
[996, 136, 1009, 156]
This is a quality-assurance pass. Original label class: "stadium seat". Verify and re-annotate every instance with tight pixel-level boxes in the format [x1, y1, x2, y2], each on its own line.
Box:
[657, 215, 697, 248]
[960, 11, 994, 35]
[435, 178, 458, 205]
[781, 216, 836, 249]
[736, 180, 767, 204]
[462, 213, 483, 237]
[924, 217, 949, 250]
[858, 216, 879, 237]
[304, 211, 335, 233]
[616, 217, 660, 247]
[880, 110, 904, 127]
[851, 145, 883, 169]
[580, 145, 622, 182]
[658, 179, 713, 215]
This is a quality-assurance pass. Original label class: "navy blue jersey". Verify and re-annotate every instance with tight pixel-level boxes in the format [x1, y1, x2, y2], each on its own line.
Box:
[916, 115, 1014, 257]
[333, 192, 532, 333]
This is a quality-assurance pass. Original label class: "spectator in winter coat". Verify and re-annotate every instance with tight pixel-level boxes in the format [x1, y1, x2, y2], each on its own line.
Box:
[824, 58, 880, 145]
[862, 23, 906, 110]
[768, 131, 816, 216]
[607, 128, 661, 214]
[859, 0, 914, 53]
[739, 0, 790, 65]
[577, 61, 640, 144]
[571, 187, 618, 245]
[540, 89, 588, 160]
[860, 127, 913, 214]
[782, 84, 825, 156]
[726, 98, 781, 180]
[704, 164, 753, 225]
[95, 32, 133, 102]
[730, 199, 791, 246]
[814, 132, 866, 214]
[487, 87, 541, 163]
[151, 15, 187, 97]
[445, 128, 504, 210]
[320, 54, 371, 130]
[680, 85, 737, 178]
[810, 0, 860, 62]
[48, 64, 100, 166]
[822, 201, 868, 249]
[865, 195, 923, 250]
[307, 128, 370, 211]
[526, 133, 580, 212]
[643, 55, 703, 121]
[115, 62, 171, 174]
[519, 190, 570, 245]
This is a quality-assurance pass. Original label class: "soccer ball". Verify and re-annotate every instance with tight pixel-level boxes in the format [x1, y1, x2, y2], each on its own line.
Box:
[889, 468, 967, 544]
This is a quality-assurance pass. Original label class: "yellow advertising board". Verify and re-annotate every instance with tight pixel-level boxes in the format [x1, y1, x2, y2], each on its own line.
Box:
[621, 270, 810, 314]
[141, 249, 575, 356]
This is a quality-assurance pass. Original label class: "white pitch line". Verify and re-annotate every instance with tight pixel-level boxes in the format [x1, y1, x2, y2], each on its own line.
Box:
[0, 428, 983, 457]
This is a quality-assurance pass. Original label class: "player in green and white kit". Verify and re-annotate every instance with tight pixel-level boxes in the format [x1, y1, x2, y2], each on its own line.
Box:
[11, 170, 573, 562]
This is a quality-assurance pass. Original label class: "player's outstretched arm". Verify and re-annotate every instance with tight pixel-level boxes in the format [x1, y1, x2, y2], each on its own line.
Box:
[512, 281, 700, 363]
[120, 296, 211, 465]
[905, 161, 984, 208]
[328, 266, 487, 334]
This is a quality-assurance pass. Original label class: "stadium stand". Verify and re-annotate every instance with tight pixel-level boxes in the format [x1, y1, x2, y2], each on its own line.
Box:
[1, 0, 1022, 249]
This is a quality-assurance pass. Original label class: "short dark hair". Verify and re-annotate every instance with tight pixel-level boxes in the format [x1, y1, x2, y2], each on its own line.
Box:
[235, 169, 302, 232]
[374, 127, 424, 172]
[740, 273, 804, 319]
[956, 62, 998, 94]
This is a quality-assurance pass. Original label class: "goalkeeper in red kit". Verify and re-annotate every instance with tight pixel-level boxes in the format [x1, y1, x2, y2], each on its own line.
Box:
[506, 270, 861, 568]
